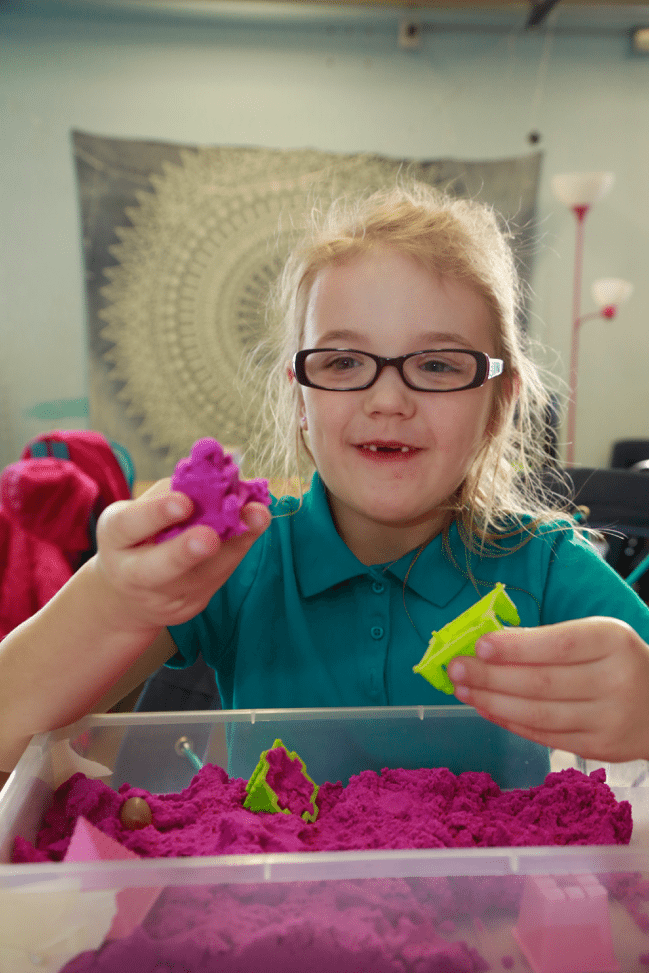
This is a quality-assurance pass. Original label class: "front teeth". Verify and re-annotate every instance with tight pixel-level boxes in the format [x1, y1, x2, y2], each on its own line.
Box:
[366, 445, 410, 452]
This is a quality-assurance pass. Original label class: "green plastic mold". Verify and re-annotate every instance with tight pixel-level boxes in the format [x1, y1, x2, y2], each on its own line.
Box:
[243, 738, 319, 822]
[413, 582, 520, 694]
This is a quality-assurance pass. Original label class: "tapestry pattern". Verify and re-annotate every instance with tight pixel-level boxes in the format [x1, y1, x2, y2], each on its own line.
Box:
[72, 131, 542, 481]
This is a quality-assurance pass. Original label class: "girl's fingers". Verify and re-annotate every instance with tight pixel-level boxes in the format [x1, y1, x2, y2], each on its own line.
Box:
[189, 503, 272, 586]
[108, 501, 271, 593]
[442, 616, 649, 763]
[457, 684, 599, 735]
[448, 657, 599, 703]
[97, 490, 193, 551]
[105, 524, 219, 592]
[476, 618, 608, 665]
[171, 505, 271, 583]
[465, 694, 636, 762]
[449, 617, 641, 703]
[470, 616, 635, 667]
[99, 492, 271, 556]
[240, 502, 273, 533]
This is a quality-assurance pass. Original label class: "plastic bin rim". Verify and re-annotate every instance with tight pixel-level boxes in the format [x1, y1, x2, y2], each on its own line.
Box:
[48, 704, 483, 736]
[2, 841, 647, 888]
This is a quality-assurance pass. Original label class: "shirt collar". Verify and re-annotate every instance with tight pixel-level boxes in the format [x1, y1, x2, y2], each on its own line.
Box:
[291, 473, 368, 596]
[291, 473, 468, 606]
[382, 523, 469, 607]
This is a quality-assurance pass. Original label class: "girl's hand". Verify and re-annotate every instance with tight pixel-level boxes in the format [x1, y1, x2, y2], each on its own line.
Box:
[447, 617, 649, 763]
[92, 479, 271, 634]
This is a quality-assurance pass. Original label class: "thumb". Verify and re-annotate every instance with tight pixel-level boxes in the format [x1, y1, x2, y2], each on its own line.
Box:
[240, 502, 272, 536]
[207, 502, 270, 574]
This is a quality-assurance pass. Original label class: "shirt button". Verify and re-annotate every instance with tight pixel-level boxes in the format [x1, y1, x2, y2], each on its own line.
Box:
[370, 625, 384, 640]
[371, 581, 385, 594]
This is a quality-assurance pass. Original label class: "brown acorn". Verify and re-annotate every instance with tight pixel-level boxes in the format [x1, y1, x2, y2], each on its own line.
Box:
[119, 796, 153, 830]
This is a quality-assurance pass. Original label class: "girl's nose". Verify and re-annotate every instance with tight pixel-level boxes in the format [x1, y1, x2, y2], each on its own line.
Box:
[362, 364, 416, 416]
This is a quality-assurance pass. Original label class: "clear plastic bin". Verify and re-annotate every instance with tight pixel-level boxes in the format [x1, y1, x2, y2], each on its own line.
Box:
[1, 706, 649, 973]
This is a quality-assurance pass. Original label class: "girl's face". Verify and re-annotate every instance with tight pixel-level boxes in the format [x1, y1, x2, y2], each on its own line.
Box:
[299, 247, 502, 564]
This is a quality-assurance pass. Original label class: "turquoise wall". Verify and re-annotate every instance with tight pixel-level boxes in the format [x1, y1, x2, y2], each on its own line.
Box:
[1, 1, 648, 470]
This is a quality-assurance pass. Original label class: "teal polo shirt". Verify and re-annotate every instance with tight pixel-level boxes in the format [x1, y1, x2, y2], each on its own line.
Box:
[168, 472, 649, 787]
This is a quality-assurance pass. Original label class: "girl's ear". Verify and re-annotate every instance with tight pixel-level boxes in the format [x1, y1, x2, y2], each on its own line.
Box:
[288, 364, 308, 429]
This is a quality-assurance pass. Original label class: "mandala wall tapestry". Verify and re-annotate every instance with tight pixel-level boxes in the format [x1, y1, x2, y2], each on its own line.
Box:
[72, 130, 542, 482]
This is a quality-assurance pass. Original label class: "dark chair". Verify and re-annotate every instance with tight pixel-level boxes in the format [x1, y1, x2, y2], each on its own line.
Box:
[111, 653, 222, 792]
[134, 653, 221, 714]
[568, 466, 649, 536]
[610, 439, 649, 470]
[542, 465, 649, 603]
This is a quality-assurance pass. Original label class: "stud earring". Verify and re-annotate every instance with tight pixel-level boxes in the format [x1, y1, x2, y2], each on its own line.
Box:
[299, 415, 307, 428]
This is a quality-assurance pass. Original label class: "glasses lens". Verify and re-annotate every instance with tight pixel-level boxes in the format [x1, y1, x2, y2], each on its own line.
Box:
[304, 350, 376, 389]
[404, 351, 477, 390]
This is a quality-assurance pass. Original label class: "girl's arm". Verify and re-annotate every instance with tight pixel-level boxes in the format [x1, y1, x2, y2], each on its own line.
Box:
[0, 480, 271, 774]
[447, 616, 649, 762]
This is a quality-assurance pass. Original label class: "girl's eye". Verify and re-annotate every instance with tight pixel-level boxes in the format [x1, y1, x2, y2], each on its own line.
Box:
[325, 355, 363, 371]
[304, 350, 373, 388]
[419, 356, 458, 373]
[406, 351, 475, 389]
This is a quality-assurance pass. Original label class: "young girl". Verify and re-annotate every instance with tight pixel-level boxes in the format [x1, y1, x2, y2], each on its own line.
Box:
[2, 183, 649, 786]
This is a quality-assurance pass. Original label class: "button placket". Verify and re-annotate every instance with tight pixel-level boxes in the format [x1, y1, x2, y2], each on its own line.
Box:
[369, 574, 387, 642]
[364, 573, 389, 700]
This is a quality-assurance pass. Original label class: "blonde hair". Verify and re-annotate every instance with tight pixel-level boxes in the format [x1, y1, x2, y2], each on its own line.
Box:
[244, 182, 568, 548]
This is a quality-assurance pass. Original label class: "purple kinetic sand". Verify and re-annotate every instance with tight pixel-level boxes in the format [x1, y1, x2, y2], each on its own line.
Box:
[262, 743, 319, 820]
[58, 880, 491, 973]
[156, 438, 270, 542]
[13, 765, 634, 973]
[14, 766, 632, 864]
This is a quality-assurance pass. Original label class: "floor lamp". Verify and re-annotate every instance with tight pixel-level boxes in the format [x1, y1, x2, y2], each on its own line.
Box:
[551, 172, 632, 466]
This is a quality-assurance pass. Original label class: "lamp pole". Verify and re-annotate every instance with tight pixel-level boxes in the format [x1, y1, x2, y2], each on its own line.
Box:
[566, 205, 588, 468]
[551, 172, 615, 466]
[566, 286, 630, 467]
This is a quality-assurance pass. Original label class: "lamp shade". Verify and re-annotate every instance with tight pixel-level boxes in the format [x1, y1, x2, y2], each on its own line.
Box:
[551, 172, 615, 208]
[591, 277, 634, 309]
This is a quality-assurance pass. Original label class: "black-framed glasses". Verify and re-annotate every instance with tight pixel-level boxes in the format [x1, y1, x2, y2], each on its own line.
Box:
[292, 348, 504, 393]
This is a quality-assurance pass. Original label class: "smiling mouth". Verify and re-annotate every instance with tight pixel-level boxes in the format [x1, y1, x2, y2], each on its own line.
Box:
[357, 443, 421, 454]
